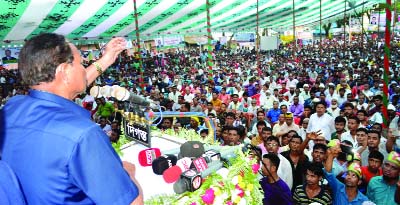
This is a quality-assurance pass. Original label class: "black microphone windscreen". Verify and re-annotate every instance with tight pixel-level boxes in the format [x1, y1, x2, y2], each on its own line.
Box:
[152, 154, 177, 175]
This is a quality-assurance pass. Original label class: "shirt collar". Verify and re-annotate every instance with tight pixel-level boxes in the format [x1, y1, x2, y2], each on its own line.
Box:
[29, 89, 90, 119]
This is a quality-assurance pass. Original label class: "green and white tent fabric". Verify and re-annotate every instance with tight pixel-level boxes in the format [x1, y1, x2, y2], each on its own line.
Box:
[0, 0, 384, 45]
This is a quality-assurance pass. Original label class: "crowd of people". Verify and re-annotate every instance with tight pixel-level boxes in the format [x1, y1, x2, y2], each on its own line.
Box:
[1, 32, 400, 205]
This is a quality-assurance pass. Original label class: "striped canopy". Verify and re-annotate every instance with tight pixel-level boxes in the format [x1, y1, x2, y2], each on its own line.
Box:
[0, 0, 383, 44]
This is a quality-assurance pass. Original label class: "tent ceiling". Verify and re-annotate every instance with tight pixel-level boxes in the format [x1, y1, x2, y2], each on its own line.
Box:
[0, 0, 383, 43]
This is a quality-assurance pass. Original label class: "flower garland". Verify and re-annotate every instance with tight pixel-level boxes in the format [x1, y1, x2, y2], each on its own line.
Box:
[152, 128, 218, 145]
[145, 149, 263, 205]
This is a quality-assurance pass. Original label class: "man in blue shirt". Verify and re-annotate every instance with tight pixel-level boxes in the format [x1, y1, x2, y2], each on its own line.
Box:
[0, 33, 143, 204]
[323, 140, 369, 205]
[267, 101, 281, 124]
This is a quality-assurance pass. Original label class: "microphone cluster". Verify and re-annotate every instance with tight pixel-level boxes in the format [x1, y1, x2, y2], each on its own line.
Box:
[137, 141, 237, 194]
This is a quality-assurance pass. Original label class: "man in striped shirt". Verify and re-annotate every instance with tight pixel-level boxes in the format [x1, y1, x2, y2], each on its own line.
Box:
[293, 163, 332, 205]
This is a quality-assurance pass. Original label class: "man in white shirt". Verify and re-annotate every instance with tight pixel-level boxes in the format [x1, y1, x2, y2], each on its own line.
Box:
[260, 90, 275, 110]
[356, 93, 369, 111]
[275, 112, 300, 138]
[283, 84, 296, 103]
[168, 86, 181, 103]
[299, 84, 311, 102]
[183, 87, 195, 103]
[98, 117, 112, 134]
[362, 83, 374, 99]
[325, 83, 338, 101]
[340, 116, 360, 147]
[307, 101, 335, 140]
[263, 136, 293, 189]
[327, 98, 341, 119]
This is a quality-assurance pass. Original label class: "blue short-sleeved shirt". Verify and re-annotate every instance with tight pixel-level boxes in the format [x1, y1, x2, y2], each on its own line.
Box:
[323, 169, 369, 205]
[0, 90, 139, 205]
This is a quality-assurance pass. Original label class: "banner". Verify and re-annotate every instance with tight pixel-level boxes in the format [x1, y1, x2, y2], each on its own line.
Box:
[260, 36, 279, 51]
[297, 31, 313, 40]
[154, 37, 164, 47]
[184, 36, 208, 45]
[234, 33, 255, 42]
[163, 36, 183, 46]
[0, 47, 20, 65]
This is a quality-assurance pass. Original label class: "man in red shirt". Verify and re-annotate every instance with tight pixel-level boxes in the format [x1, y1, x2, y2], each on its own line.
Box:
[361, 150, 384, 184]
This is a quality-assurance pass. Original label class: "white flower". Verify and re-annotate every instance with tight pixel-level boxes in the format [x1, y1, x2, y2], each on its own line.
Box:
[238, 198, 246, 205]
[232, 176, 238, 185]
[178, 196, 189, 205]
[213, 196, 224, 205]
[216, 168, 229, 179]
[245, 190, 251, 196]
[220, 193, 229, 200]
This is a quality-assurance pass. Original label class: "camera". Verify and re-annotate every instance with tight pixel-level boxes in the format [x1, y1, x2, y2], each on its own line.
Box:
[340, 144, 355, 162]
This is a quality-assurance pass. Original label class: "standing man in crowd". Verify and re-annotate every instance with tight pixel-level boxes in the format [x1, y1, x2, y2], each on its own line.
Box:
[293, 163, 332, 204]
[307, 101, 335, 140]
[367, 151, 400, 205]
[324, 140, 369, 205]
[0, 33, 143, 204]
[259, 153, 293, 205]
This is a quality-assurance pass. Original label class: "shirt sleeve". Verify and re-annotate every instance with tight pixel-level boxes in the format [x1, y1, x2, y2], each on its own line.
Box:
[292, 186, 301, 204]
[68, 126, 139, 205]
[366, 177, 375, 202]
[306, 115, 313, 133]
[323, 168, 341, 193]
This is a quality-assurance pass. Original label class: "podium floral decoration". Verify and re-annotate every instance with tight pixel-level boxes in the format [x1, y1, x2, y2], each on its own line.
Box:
[145, 149, 263, 205]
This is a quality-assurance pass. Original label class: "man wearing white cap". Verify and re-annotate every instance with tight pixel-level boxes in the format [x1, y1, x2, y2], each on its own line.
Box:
[260, 90, 274, 110]
[283, 84, 296, 103]
[315, 84, 326, 97]
[299, 84, 311, 102]
[325, 83, 338, 102]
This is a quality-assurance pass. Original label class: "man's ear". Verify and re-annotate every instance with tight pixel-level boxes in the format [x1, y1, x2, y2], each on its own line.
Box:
[55, 63, 70, 84]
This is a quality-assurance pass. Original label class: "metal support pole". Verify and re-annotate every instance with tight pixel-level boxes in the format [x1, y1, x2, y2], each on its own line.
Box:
[133, 0, 144, 89]
[361, 0, 365, 50]
[292, 0, 296, 59]
[256, 0, 261, 75]
[344, 0, 347, 50]
[320, 0, 322, 57]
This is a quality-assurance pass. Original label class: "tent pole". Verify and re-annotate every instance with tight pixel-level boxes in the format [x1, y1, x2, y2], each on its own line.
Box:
[320, 0, 322, 57]
[257, 0, 261, 75]
[292, 0, 296, 59]
[382, 0, 392, 128]
[361, 0, 365, 52]
[344, 0, 347, 50]
[133, 0, 144, 89]
[206, 0, 213, 82]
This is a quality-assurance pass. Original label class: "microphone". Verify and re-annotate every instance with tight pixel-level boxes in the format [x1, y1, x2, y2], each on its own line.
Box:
[173, 169, 202, 194]
[200, 160, 223, 178]
[138, 148, 161, 167]
[173, 161, 223, 194]
[178, 141, 205, 159]
[127, 92, 150, 106]
[163, 157, 192, 183]
[203, 149, 221, 162]
[151, 154, 177, 175]
[112, 86, 150, 106]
